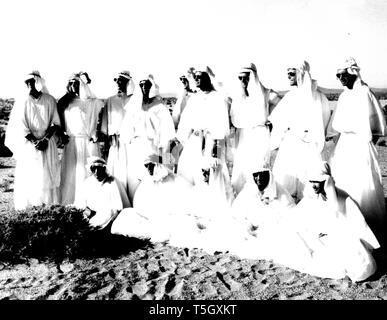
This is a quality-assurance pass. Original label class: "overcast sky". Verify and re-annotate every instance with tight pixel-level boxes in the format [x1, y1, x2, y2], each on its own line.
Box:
[1, 0, 387, 99]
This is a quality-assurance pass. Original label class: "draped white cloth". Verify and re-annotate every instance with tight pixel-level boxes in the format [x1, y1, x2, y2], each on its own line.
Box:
[101, 94, 133, 196]
[329, 78, 386, 236]
[229, 66, 273, 195]
[231, 171, 295, 227]
[119, 89, 176, 203]
[176, 90, 230, 186]
[5, 93, 61, 210]
[111, 167, 194, 243]
[59, 97, 104, 205]
[75, 175, 130, 229]
[269, 62, 329, 199]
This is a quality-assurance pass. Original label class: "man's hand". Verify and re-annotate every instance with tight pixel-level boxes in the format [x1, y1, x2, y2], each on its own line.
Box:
[83, 207, 96, 219]
[265, 121, 273, 133]
[34, 138, 49, 151]
[25, 133, 37, 144]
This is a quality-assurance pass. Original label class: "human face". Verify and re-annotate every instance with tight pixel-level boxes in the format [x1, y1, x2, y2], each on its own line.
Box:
[253, 171, 270, 192]
[179, 76, 190, 89]
[68, 79, 80, 96]
[238, 72, 250, 89]
[91, 165, 107, 182]
[309, 180, 325, 195]
[336, 69, 356, 88]
[287, 68, 297, 86]
[202, 168, 210, 184]
[139, 79, 152, 96]
[193, 71, 204, 88]
[25, 78, 36, 91]
[144, 162, 156, 176]
[115, 76, 130, 93]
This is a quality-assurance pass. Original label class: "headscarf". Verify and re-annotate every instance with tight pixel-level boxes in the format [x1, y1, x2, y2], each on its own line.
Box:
[338, 57, 362, 80]
[249, 161, 278, 200]
[229, 63, 268, 128]
[335, 57, 386, 138]
[25, 71, 49, 94]
[68, 72, 96, 100]
[305, 161, 339, 211]
[87, 156, 107, 169]
[115, 70, 135, 95]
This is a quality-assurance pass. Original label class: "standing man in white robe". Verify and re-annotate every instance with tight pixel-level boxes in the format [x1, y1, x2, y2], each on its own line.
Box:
[97, 71, 134, 198]
[59, 72, 104, 205]
[120, 74, 176, 203]
[329, 57, 386, 242]
[172, 69, 196, 129]
[229, 63, 281, 196]
[75, 157, 130, 230]
[176, 66, 231, 188]
[269, 61, 330, 201]
[5, 71, 63, 209]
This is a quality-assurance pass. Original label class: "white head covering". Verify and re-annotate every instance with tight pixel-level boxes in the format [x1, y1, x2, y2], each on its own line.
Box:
[68, 72, 96, 100]
[250, 165, 278, 200]
[305, 161, 339, 208]
[115, 70, 135, 95]
[338, 57, 362, 80]
[229, 63, 268, 128]
[25, 71, 49, 94]
[193, 65, 220, 91]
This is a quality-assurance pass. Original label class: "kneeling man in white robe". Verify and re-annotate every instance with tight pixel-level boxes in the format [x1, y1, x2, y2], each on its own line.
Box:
[75, 157, 131, 230]
[272, 161, 381, 282]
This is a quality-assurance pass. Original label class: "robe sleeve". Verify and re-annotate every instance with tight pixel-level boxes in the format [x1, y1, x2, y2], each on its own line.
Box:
[89, 180, 123, 229]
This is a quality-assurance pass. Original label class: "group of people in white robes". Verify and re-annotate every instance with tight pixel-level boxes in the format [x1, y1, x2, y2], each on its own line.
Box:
[5, 57, 386, 282]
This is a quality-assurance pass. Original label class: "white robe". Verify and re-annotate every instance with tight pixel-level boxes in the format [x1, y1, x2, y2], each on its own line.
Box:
[59, 98, 104, 205]
[229, 87, 272, 195]
[5, 93, 61, 210]
[329, 79, 386, 236]
[100, 94, 132, 197]
[231, 172, 295, 228]
[75, 175, 130, 229]
[269, 86, 329, 199]
[120, 97, 176, 203]
[111, 169, 194, 243]
[176, 90, 230, 187]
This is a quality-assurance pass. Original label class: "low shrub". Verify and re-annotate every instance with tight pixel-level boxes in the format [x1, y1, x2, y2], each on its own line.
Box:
[0, 204, 150, 265]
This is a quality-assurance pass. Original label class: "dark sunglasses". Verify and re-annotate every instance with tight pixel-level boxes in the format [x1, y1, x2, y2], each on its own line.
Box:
[287, 72, 296, 77]
[238, 75, 250, 80]
[336, 72, 348, 79]
[193, 73, 203, 80]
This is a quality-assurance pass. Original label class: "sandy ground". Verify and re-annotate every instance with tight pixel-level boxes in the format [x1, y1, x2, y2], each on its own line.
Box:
[1, 145, 387, 300]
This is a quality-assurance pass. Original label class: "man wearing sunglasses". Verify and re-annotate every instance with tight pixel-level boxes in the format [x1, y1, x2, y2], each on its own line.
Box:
[228, 63, 281, 196]
[268, 61, 331, 202]
[329, 57, 386, 241]
[176, 66, 231, 191]
[172, 70, 197, 129]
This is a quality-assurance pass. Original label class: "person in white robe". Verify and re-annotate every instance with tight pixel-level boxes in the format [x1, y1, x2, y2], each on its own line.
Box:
[269, 60, 330, 201]
[98, 71, 134, 198]
[5, 71, 62, 210]
[75, 157, 130, 230]
[229, 63, 281, 196]
[234, 161, 380, 282]
[172, 69, 196, 129]
[176, 66, 231, 190]
[119, 74, 176, 203]
[329, 57, 387, 242]
[59, 72, 104, 205]
[111, 154, 193, 243]
[231, 165, 295, 232]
